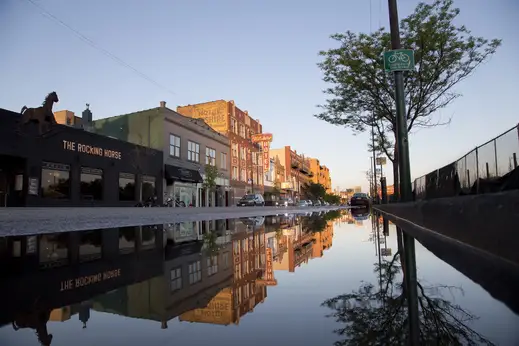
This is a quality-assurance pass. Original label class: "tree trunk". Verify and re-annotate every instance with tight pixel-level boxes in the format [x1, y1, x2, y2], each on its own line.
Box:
[393, 143, 399, 201]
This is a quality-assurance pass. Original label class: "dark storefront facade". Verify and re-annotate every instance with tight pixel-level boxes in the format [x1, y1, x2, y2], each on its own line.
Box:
[0, 109, 163, 207]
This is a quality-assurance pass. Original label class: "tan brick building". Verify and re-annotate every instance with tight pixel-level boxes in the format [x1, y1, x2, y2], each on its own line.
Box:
[269, 146, 312, 201]
[309, 158, 332, 193]
[177, 100, 264, 204]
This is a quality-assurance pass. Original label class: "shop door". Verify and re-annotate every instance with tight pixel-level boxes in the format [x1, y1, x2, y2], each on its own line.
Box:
[0, 170, 8, 207]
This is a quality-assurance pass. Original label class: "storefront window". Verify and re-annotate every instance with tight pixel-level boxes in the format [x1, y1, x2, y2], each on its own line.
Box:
[41, 162, 70, 199]
[80, 167, 103, 200]
[79, 230, 102, 262]
[119, 173, 136, 201]
[39, 233, 69, 268]
[119, 227, 136, 254]
[174, 184, 196, 207]
[141, 176, 156, 201]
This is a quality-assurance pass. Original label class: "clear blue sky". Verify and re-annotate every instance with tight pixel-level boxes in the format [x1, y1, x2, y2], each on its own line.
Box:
[2, 0, 517, 192]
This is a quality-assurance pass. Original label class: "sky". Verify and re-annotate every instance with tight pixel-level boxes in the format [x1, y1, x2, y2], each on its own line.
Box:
[1, 0, 518, 192]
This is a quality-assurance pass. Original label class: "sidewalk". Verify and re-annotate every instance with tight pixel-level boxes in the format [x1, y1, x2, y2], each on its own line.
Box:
[0, 206, 346, 236]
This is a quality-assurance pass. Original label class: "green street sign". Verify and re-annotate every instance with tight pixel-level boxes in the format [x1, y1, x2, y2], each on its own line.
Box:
[383, 49, 415, 72]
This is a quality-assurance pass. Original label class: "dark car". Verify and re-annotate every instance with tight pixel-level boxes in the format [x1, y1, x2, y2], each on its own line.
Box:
[237, 193, 265, 207]
[350, 207, 370, 221]
[350, 192, 371, 207]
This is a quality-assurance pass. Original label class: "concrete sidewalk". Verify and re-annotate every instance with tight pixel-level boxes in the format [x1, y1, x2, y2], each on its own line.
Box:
[0, 206, 346, 236]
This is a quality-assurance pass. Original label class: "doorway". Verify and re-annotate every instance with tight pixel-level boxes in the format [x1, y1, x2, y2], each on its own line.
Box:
[0, 155, 26, 207]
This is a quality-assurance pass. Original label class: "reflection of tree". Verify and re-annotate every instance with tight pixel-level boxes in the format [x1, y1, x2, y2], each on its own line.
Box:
[303, 210, 342, 233]
[322, 252, 494, 345]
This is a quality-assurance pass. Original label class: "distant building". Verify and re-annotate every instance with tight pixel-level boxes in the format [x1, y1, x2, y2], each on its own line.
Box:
[269, 146, 312, 201]
[308, 158, 332, 193]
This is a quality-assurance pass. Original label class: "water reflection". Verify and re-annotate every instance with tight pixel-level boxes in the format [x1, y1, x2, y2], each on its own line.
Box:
[322, 215, 495, 346]
[0, 211, 343, 344]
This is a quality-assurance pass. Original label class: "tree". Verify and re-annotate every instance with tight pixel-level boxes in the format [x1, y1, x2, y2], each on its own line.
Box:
[315, 0, 501, 195]
[203, 164, 219, 192]
[322, 252, 494, 345]
[301, 182, 326, 200]
[324, 193, 341, 204]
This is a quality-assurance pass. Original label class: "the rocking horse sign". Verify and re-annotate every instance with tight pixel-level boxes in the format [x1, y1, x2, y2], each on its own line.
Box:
[18, 91, 60, 136]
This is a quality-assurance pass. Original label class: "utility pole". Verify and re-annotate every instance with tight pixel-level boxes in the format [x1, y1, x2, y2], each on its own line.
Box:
[387, 0, 419, 344]
[371, 123, 378, 201]
[388, 0, 412, 203]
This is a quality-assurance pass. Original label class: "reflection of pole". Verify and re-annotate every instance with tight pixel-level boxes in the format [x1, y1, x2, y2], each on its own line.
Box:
[402, 232, 420, 345]
[376, 219, 383, 294]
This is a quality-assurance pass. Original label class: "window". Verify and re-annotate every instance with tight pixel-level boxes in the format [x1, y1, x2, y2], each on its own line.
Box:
[118, 227, 135, 254]
[241, 169, 247, 182]
[119, 173, 135, 201]
[240, 147, 246, 160]
[141, 176, 156, 201]
[231, 118, 237, 134]
[188, 141, 200, 162]
[170, 267, 182, 292]
[207, 256, 218, 276]
[223, 252, 230, 269]
[41, 162, 70, 199]
[39, 233, 69, 268]
[232, 166, 238, 180]
[140, 225, 156, 250]
[169, 134, 180, 157]
[239, 124, 246, 138]
[205, 147, 216, 166]
[79, 230, 102, 262]
[220, 153, 227, 170]
[231, 143, 238, 157]
[188, 261, 202, 284]
[79, 167, 103, 200]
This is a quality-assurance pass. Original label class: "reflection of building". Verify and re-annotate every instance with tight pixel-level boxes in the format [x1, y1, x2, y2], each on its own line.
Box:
[179, 218, 267, 325]
[308, 158, 332, 193]
[272, 222, 314, 272]
[269, 146, 312, 201]
[93, 101, 231, 208]
[311, 222, 334, 258]
[0, 225, 165, 332]
[177, 100, 265, 203]
[91, 219, 233, 328]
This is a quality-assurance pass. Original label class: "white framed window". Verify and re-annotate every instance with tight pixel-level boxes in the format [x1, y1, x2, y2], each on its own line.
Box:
[169, 134, 180, 157]
[231, 118, 237, 134]
[232, 166, 238, 180]
[240, 169, 246, 182]
[239, 147, 246, 160]
[221, 153, 227, 170]
[207, 256, 218, 276]
[231, 143, 238, 157]
[187, 141, 200, 162]
[205, 147, 216, 166]
[239, 124, 246, 138]
[188, 260, 202, 284]
[170, 267, 182, 292]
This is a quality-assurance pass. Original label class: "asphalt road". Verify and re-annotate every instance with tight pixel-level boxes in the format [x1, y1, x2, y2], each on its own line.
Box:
[0, 206, 348, 236]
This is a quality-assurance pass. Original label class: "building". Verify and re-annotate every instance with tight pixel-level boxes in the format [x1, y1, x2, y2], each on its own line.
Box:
[263, 156, 287, 203]
[176, 100, 265, 204]
[0, 108, 163, 207]
[308, 158, 332, 193]
[54, 110, 79, 126]
[269, 146, 312, 201]
[92, 101, 231, 207]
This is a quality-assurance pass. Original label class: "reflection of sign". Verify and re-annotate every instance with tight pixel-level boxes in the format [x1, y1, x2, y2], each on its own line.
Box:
[380, 248, 392, 256]
[251, 133, 273, 143]
[60, 269, 121, 292]
[376, 157, 386, 165]
[63, 140, 122, 160]
[265, 247, 273, 280]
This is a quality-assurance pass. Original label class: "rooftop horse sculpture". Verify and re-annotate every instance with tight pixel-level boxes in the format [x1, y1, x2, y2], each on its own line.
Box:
[19, 91, 59, 136]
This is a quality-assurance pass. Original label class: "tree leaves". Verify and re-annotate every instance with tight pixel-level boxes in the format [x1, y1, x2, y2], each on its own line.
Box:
[316, 0, 501, 158]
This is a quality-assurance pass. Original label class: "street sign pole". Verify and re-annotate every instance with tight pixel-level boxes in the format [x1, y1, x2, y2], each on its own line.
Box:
[387, 0, 419, 345]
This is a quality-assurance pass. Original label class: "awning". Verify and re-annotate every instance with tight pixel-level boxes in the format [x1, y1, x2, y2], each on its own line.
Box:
[164, 164, 203, 183]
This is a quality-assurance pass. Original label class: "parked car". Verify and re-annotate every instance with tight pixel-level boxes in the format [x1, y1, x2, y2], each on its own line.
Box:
[237, 194, 265, 207]
[279, 197, 294, 207]
[313, 200, 322, 207]
[350, 192, 371, 207]
[298, 200, 309, 207]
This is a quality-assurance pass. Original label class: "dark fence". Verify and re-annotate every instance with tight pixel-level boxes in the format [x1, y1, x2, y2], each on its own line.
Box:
[413, 124, 519, 200]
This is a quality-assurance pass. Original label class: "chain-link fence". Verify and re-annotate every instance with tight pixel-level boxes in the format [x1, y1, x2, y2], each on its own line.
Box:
[413, 124, 519, 200]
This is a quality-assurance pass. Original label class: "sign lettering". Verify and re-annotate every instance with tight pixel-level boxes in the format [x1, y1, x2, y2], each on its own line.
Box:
[60, 268, 121, 292]
[251, 133, 273, 143]
[63, 140, 122, 160]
